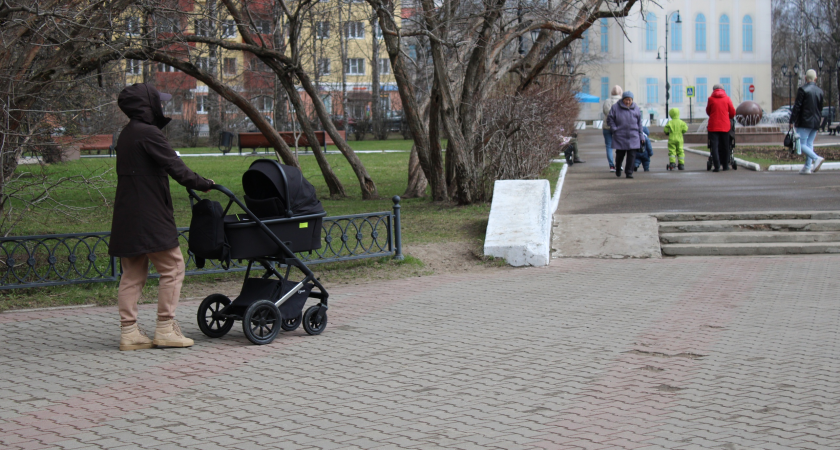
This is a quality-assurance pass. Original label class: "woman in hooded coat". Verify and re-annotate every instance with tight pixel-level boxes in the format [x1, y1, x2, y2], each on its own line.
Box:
[606, 91, 645, 179]
[110, 83, 214, 351]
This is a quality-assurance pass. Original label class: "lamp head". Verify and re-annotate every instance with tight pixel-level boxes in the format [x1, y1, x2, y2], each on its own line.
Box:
[531, 29, 540, 42]
[819, 55, 824, 70]
[794, 63, 800, 74]
[781, 63, 787, 76]
[562, 46, 572, 63]
[675, 11, 682, 24]
[657, 51, 662, 60]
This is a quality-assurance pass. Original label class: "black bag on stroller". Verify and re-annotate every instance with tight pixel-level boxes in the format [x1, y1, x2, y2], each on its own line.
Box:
[187, 159, 330, 345]
[188, 199, 230, 269]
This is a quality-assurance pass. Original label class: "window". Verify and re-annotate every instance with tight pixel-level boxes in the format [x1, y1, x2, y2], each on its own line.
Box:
[601, 77, 609, 100]
[318, 58, 331, 76]
[158, 63, 178, 72]
[374, 23, 383, 39]
[378, 58, 390, 75]
[126, 59, 141, 75]
[250, 58, 270, 72]
[346, 58, 365, 75]
[126, 17, 141, 36]
[156, 17, 179, 34]
[646, 77, 659, 104]
[671, 14, 682, 51]
[254, 19, 272, 34]
[322, 95, 332, 114]
[315, 21, 330, 39]
[344, 22, 364, 39]
[253, 96, 273, 112]
[600, 19, 609, 53]
[743, 77, 754, 101]
[408, 44, 417, 60]
[194, 19, 211, 36]
[222, 19, 237, 38]
[223, 58, 237, 76]
[719, 15, 730, 52]
[697, 77, 708, 103]
[196, 96, 208, 114]
[671, 77, 683, 103]
[379, 94, 391, 113]
[164, 97, 183, 115]
[582, 30, 589, 54]
[581, 77, 590, 95]
[695, 14, 706, 52]
[645, 13, 657, 51]
[743, 16, 753, 52]
[195, 57, 209, 71]
[721, 77, 731, 96]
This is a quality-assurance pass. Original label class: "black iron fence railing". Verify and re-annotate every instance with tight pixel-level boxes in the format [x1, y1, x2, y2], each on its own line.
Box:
[0, 197, 403, 290]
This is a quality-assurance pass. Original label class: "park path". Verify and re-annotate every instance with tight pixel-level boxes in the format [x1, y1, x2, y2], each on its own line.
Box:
[2, 255, 839, 449]
[560, 129, 840, 215]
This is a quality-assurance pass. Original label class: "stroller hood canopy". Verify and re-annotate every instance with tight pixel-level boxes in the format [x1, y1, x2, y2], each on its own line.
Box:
[242, 159, 324, 217]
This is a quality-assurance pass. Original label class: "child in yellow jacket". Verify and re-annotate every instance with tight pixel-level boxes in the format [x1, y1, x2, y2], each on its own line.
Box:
[663, 108, 688, 170]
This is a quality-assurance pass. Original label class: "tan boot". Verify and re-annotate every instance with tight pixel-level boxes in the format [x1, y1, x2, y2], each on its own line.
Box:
[153, 319, 194, 348]
[120, 323, 154, 351]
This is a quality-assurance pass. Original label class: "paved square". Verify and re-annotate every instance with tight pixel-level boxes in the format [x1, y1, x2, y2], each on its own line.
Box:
[1, 255, 839, 449]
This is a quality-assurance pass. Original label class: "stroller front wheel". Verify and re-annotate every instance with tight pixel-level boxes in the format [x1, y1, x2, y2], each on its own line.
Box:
[197, 294, 234, 338]
[281, 314, 302, 332]
[302, 305, 327, 336]
[243, 300, 282, 345]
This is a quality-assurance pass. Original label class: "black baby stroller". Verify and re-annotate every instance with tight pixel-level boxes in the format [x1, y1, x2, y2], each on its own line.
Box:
[707, 118, 738, 171]
[187, 159, 329, 345]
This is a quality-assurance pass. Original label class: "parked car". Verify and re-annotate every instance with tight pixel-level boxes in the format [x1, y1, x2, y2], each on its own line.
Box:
[822, 106, 836, 122]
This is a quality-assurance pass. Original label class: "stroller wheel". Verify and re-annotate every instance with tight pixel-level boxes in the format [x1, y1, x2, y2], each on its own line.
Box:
[302, 305, 327, 336]
[197, 294, 234, 338]
[732, 160, 738, 170]
[707, 160, 712, 171]
[242, 300, 282, 345]
[281, 314, 302, 332]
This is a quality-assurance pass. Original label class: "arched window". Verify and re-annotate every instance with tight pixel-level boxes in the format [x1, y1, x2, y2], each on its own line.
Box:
[645, 13, 657, 51]
[600, 18, 609, 53]
[743, 15, 753, 52]
[671, 14, 682, 51]
[720, 14, 730, 52]
[695, 14, 706, 51]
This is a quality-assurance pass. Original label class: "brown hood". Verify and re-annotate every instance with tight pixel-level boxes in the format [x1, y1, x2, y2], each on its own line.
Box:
[117, 83, 172, 129]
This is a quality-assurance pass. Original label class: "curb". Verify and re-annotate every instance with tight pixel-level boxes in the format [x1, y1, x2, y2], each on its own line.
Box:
[549, 162, 568, 214]
[685, 148, 761, 171]
[767, 162, 840, 171]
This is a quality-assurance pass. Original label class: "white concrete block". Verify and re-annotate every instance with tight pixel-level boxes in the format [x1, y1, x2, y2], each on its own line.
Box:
[484, 180, 552, 267]
[593, 120, 604, 129]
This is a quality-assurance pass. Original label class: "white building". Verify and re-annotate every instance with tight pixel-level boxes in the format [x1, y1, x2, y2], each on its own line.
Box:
[578, 0, 772, 123]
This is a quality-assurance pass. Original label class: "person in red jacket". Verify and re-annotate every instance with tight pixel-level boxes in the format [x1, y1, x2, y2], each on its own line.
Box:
[705, 84, 736, 171]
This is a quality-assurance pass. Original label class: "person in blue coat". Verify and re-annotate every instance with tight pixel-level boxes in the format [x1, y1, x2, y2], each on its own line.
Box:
[635, 126, 654, 172]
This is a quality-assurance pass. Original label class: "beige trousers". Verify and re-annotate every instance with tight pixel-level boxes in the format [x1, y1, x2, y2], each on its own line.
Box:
[118, 246, 185, 325]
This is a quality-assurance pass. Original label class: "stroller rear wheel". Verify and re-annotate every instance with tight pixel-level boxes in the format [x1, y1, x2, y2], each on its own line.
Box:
[243, 300, 282, 345]
[302, 305, 327, 336]
[707, 159, 712, 171]
[198, 294, 234, 338]
[281, 314, 302, 331]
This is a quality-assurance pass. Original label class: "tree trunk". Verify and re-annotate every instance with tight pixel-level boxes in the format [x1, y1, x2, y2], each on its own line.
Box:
[403, 144, 427, 198]
[427, 83, 447, 201]
[278, 72, 346, 198]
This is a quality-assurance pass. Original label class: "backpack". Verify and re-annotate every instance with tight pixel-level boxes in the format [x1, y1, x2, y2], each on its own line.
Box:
[188, 199, 230, 269]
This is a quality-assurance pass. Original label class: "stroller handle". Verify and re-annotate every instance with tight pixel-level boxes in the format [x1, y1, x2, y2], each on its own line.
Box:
[187, 184, 235, 202]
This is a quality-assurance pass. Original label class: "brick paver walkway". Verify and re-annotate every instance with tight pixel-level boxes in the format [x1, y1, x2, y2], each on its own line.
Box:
[1, 256, 839, 449]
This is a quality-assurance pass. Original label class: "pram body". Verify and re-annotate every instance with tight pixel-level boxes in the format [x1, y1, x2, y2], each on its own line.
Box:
[706, 118, 738, 171]
[188, 159, 329, 345]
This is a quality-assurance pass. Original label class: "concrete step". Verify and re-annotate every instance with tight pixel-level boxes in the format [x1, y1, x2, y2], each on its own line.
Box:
[658, 219, 840, 234]
[661, 242, 840, 256]
[659, 231, 840, 245]
[654, 211, 840, 222]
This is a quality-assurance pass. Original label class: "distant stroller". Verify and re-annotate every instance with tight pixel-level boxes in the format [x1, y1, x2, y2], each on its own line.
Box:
[188, 159, 329, 345]
[707, 118, 738, 171]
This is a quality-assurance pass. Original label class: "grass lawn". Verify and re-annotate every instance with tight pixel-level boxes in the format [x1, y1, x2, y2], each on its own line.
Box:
[2, 152, 562, 311]
[690, 145, 840, 169]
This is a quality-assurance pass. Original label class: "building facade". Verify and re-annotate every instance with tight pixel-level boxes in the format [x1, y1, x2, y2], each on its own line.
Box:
[578, 0, 772, 123]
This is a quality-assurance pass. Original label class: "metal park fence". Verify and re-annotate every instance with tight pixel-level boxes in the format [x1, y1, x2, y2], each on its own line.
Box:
[0, 197, 403, 290]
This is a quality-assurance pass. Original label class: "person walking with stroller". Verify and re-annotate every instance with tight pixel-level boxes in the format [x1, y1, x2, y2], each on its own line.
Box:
[790, 69, 826, 174]
[607, 91, 644, 179]
[111, 83, 214, 351]
[706, 84, 736, 172]
[663, 108, 688, 170]
[602, 85, 623, 172]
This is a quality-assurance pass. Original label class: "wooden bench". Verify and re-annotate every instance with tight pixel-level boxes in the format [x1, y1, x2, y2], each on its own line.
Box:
[237, 130, 346, 155]
[55, 133, 118, 158]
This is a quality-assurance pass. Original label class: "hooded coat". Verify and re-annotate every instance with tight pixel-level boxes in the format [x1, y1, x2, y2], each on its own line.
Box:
[607, 97, 644, 151]
[663, 108, 688, 145]
[109, 83, 213, 257]
[705, 88, 736, 132]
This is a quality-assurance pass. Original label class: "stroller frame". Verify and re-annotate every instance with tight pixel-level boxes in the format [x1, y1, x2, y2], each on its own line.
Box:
[706, 118, 739, 171]
[188, 182, 329, 345]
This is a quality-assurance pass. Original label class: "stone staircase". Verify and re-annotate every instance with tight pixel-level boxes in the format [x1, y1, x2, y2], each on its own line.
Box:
[656, 212, 840, 256]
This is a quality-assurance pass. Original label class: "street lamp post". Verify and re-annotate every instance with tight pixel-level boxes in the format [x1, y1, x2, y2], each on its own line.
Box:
[657, 11, 681, 119]
[562, 46, 574, 76]
[781, 63, 799, 106]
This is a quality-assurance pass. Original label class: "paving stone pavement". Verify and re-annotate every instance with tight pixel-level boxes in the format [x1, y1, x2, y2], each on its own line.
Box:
[1, 255, 839, 449]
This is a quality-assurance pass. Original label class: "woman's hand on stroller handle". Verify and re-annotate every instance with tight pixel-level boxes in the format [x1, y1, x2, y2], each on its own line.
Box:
[203, 179, 215, 193]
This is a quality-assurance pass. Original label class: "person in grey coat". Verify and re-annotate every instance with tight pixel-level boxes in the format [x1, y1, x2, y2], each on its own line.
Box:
[606, 91, 645, 179]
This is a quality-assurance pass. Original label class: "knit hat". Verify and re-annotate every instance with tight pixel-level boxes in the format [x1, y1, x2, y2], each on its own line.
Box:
[621, 91, 634, 100]
[611, 85, 623, 96]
